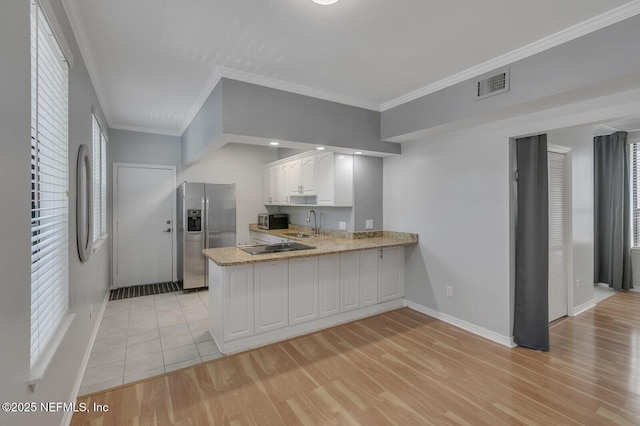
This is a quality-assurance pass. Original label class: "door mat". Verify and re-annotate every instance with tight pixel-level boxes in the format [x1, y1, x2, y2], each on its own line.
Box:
[109, 281, 183, 300]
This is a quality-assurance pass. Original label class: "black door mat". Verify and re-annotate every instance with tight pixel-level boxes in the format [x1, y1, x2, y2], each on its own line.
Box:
[109, 281, 183, 300]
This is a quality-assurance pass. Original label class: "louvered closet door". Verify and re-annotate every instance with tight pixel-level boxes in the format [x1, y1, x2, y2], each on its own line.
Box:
[548, 151, 568, 322]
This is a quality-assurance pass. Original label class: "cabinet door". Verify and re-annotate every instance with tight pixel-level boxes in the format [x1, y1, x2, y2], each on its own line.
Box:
[359, 249, 378, 307]
[286, 160, 301, 196]
[319, 254, 340, 318]
[316, 152, 334, 205]
[269, 166, 281, 204]
[223, 265, 254, 341]
[301, 155, 316, 194]
[340, 252, 359, 311]
[289, 257, 319, 325]
[264, 167, 271, 204]
[255, 261, 288, 333]
[378, 247, 404, 302]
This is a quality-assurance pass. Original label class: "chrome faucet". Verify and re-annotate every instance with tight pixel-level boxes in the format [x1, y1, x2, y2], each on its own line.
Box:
[307, 209, 318, 235]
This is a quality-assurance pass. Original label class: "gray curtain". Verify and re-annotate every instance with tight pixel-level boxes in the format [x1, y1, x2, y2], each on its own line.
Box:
[514, 135, 549, 351]
[594, 131, 632, 291]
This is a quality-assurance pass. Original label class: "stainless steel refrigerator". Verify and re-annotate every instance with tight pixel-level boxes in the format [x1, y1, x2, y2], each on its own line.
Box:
[177, 182, 236, 290]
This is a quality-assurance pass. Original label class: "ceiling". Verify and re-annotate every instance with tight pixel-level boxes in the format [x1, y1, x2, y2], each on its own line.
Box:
[62, 0, 640, 137]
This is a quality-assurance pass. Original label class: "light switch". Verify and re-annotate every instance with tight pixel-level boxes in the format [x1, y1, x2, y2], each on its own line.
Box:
[339, 221, 346, 230]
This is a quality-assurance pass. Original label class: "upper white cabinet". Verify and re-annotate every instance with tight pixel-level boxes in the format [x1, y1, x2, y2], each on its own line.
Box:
[264, 151, 352, 206]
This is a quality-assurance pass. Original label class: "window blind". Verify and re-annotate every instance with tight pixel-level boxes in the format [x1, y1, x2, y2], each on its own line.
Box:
[30, 0, 69, 369]
[92, 114, 101, 242]
[100, 131, 107, 236]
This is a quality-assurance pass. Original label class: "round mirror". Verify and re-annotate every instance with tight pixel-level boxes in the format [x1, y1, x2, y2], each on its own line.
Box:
[76, 144, 93, 262]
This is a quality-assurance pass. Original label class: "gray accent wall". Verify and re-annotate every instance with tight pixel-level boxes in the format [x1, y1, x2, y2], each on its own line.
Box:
[181, 78, 400, 164]
[0, 1, 110, 424]
[110, 129, 181, 166]
[381, 14, 640, 142]
[353, 156, 383, 232]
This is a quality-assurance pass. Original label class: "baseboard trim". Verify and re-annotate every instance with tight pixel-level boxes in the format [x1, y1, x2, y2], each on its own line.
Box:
[62, 290, 110, 426]
[404, 300, 515, 348]
[571, 298, 596, 316]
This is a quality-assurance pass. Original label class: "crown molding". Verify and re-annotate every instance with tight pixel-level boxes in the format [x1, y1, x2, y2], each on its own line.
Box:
[216, 66, 381, 112]
[62, 0, 113, 126]
[380, 0, 640, 111]
[109, 124, 182, 137]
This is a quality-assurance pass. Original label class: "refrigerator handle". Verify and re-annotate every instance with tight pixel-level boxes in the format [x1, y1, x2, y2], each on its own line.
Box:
[201, 197, 206, 251]
[204, 197, 210, 249]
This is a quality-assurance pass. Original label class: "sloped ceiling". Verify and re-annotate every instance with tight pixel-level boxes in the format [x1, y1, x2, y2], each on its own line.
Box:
[62, 0, 640, 136]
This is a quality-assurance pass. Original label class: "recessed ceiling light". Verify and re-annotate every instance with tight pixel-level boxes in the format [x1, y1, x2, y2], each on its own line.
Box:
[355, 151, 362, 155]
[316, 147, 325, 150]
[270, 141, 279, 146]
[312, 0, 339, 5]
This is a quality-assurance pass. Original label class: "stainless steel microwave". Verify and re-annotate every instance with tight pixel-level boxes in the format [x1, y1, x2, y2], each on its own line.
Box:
[258, 213, 288, 230]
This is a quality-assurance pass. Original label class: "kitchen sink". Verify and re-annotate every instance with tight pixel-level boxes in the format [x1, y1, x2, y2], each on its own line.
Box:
[239, 242, 316, 255]
[284, 232, 312, 238]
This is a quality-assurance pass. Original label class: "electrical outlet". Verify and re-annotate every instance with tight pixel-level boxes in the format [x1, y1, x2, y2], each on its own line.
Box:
[365, 219, 373, 230]
[446, 286, 453, 297]
[339, 221, 346, 230]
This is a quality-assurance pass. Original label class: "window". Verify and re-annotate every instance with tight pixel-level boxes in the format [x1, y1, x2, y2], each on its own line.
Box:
[631, 141, 640, 247]
[92, 113, 108, 244]
[30, 0, 69, 369]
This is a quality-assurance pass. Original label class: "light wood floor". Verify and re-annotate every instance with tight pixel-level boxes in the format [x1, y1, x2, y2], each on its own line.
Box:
[72, 292, 640, 425]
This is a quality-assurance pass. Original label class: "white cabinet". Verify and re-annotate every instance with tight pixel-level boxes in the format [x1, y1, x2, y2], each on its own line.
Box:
[301, 155, 316, 195]
[263, 150, 352, 206]
[317, 152, 353, 206]
[340, 251, 360, 312]
[359, 249, 379, 307]
[319, 254, 341, 317]
[289, 257, 319, 325]
[378, 247, 404, 302]
[223, 265, 254, 341]
[254, 261, 288, 333]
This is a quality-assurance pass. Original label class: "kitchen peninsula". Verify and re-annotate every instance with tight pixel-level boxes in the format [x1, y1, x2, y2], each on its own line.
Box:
[203, 226, 418, 354]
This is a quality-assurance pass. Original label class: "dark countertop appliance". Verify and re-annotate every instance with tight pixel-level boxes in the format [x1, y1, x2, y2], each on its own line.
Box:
[258, 213, 288, 230]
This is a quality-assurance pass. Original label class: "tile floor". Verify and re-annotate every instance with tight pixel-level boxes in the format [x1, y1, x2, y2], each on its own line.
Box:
[79, 290, 221, 396]
[593, 284, 618, 304]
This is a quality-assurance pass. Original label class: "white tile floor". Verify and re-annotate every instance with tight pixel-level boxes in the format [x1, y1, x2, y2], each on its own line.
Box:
[79, 290, 221, 396]
[593, 284, 617, 304]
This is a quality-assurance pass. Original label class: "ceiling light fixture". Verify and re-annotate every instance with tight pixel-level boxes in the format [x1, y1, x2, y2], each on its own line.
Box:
[316, 147, 325, 150]
[270, 141, 279, 146]
[312, 0, 339, 5]
[355, 151, 362, 155]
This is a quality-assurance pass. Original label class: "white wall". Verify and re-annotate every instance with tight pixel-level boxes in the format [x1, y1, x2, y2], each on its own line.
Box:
[384, 88, 640, 341]
[0, 1, 110, 425]
[180, 143, 278, 244]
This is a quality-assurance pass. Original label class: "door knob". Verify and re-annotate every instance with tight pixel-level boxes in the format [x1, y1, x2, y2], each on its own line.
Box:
[164, 228, 172, 233]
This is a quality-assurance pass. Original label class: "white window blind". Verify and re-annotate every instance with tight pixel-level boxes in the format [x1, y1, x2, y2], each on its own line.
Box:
[91, 113, 108, 243]
[631, 142, 640, 247]
[100, 131, 107, 236]
[92, 114, 101, 242]
[30, 0, 69, 369]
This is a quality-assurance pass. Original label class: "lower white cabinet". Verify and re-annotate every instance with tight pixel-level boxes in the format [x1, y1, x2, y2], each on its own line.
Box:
[359, 249, 379, 307]
[319, 254, 341, 317]
[340, 252, 360, 312]
[378, 247, 404, 302]
[254, 261, 288, 333]
[209, 246, 405, 354]
[289, 257, 319, 325]
[223, 265, 254, 341]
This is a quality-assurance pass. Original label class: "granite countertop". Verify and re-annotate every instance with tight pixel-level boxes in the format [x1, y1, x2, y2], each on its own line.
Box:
[203, 224, 418, 266]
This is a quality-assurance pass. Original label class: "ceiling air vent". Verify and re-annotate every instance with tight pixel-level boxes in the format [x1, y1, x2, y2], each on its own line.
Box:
[476, 68, 509, 100]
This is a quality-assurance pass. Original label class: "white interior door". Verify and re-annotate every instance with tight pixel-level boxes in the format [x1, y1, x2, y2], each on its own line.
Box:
[113, 164, 176, 288]
[548, 149, 569, 321]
